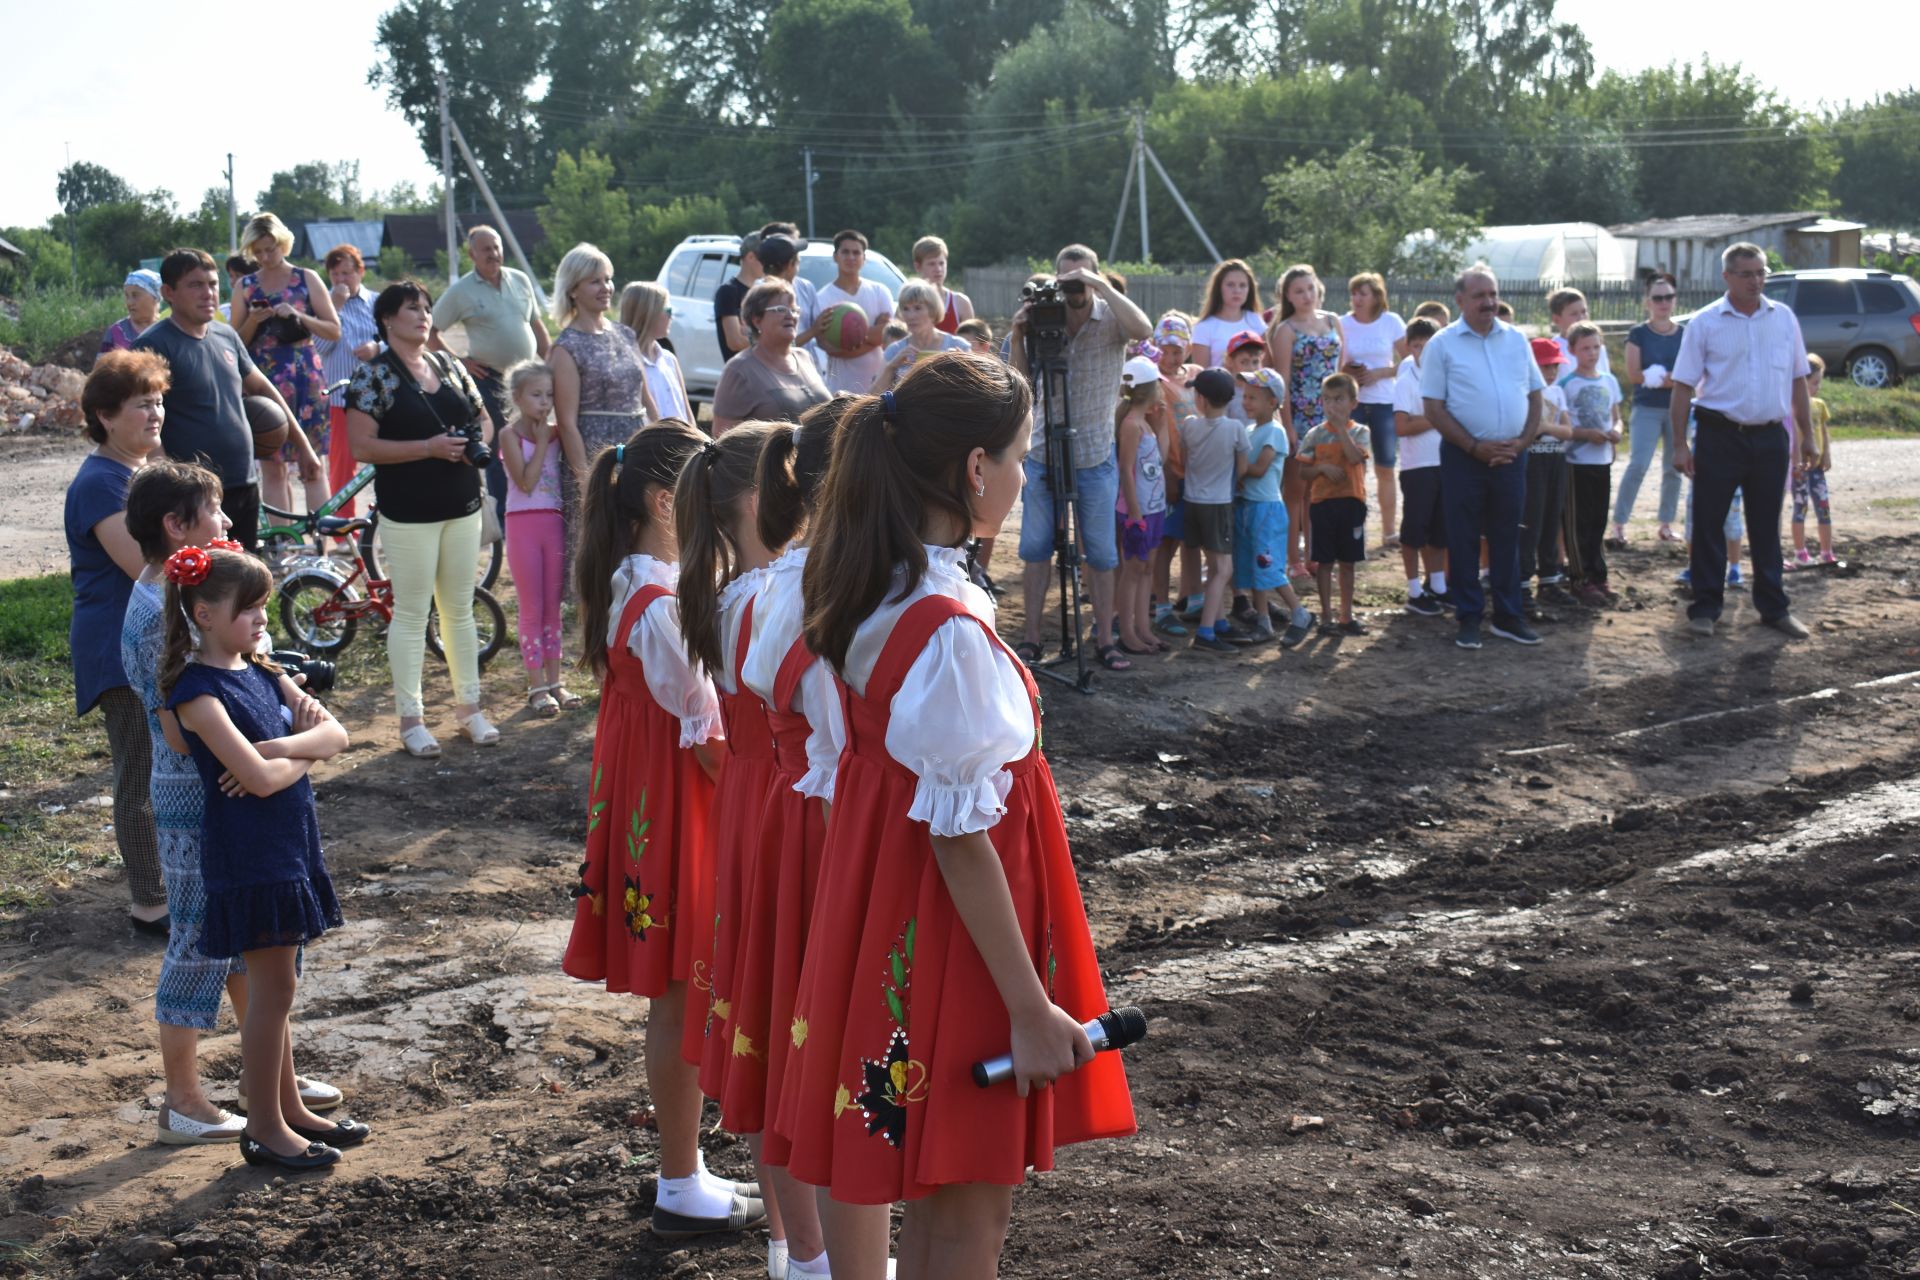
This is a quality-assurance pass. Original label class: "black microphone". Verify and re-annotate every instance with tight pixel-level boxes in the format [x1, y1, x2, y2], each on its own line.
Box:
[971, 1006, 1148, 1088]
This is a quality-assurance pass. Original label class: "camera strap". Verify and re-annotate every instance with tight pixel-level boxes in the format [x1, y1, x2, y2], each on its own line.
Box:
[385, 348, 465, 434]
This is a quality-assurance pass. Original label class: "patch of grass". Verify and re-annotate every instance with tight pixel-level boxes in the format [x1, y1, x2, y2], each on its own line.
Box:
[0, 285, 123, 363]
[0, 574, 117, 912]
[1823, 380, 1920, 440]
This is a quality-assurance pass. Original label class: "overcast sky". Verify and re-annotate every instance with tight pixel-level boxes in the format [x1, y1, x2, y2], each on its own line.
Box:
[3, 0, 1911, 230]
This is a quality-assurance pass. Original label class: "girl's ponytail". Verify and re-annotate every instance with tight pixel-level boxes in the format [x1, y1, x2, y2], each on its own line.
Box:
[676, 422, 780, 676]
[756, 392, 855, 551]
[803, 354, 1030, 669]
[159, 579, 196, 700]
[577, 419, 708, 676]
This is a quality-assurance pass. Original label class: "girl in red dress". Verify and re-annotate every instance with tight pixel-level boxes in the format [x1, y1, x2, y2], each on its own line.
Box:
[673, 420, 827, 1277]
[562, 421, 764, 1240]
[781, 355, 1138, 1279]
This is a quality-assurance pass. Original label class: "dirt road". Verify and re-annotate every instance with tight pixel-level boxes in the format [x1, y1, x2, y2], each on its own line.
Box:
[4, 462, 1920, 1278]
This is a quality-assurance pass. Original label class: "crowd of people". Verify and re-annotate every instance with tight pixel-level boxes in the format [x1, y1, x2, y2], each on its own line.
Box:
[59, 213, 1834, 1278]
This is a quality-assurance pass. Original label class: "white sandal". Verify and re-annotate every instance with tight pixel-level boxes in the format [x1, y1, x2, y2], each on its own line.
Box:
[400, 723, 441, 758]
[552, 685, 583, 709]
[459, 712, 500, 745]
[528, 686, 561, 716]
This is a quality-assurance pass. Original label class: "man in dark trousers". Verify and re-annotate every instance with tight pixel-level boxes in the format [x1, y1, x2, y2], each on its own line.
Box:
[1669, 241, 1816, 640]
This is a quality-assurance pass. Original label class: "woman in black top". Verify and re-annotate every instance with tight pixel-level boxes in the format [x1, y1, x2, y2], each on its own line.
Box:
[345, 281, 499, 757]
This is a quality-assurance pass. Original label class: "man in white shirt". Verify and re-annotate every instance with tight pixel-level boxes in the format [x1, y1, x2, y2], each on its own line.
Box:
[815, 229, 892, 394]
[1670, 242, 1816, 640]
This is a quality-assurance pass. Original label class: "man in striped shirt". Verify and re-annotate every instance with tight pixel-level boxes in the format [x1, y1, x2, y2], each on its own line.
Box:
[316, 244, 382, 515]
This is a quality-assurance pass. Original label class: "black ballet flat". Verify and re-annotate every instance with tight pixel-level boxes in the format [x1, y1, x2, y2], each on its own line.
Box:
[290, 1118, 370, 1148]
[239, 1132, 341, 1171]
[130, 913, 171, 937]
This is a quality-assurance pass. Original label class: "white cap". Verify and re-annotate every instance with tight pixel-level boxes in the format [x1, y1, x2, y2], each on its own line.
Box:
[1120, 355, 1161, 388]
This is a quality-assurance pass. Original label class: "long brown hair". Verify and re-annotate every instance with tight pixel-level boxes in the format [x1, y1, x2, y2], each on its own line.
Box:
[1271, 264, 1323, 328]
[675, 421, 780, 678]
[576, 419, 707, 676]
[756, 393, 856, 550]
[802, 353, 1030, 669]
[159, 549, 277, 699]
[1199, 258, 1262, 323]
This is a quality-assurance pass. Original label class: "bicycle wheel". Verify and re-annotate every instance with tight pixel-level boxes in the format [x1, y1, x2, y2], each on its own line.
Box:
[478, 535, 502, 589]
[278, 572, 359, 656]
[425, 586, 509, 669]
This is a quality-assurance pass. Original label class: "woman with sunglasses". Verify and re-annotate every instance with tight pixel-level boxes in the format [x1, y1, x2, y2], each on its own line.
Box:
[1614, 272, 1686, 544]
[619, 281, 693, 423]
[710, 278, 830, 435]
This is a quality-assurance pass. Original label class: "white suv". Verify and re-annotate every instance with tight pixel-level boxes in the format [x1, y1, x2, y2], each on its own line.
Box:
[657, 235, 907, 405]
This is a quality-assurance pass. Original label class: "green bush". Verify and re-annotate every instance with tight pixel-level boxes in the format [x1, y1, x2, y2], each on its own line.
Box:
[0, 286, 124, 362]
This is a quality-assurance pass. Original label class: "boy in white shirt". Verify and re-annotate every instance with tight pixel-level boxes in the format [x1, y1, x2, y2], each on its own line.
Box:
[1392, 316, 1448, 616]
[1521, 338, 1575, 615]
[1558, 321, 1624, 602]
[815, 229, 892, 394]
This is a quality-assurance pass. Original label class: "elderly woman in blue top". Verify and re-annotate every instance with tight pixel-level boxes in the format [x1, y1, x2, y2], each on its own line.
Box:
[64, 350, 172, 931]
[1419, 265, 1546, 651]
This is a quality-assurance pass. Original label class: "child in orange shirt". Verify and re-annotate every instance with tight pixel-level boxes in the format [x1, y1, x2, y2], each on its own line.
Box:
[1294, 373, 1371, 635]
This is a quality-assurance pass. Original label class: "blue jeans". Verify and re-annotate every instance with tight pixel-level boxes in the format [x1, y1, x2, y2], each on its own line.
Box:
[1688, 415, 1789, 622]
[1613, 402, 1682, 526]
[1440, 440, 1526, 625]
[1352, 402, 1398, 468]
[1019, 454, 1120, 571]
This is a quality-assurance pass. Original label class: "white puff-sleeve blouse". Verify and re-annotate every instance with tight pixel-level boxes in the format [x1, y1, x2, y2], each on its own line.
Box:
[839, 546, 1034, 838]
[714, 565, 770, 696]
[740, 547, 845, 801]
[608, 554, 722, 748]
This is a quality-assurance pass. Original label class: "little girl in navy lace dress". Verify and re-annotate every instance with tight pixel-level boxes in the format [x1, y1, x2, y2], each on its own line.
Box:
[160, 545, 366, 1171]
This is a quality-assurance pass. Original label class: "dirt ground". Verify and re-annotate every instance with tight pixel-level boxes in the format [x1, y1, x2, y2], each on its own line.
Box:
[5, 438, 1920, 1279]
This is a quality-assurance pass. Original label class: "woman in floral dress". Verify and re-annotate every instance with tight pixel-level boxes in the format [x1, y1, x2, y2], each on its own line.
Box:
[230, 213, 338, 514]
[1266, 264, 1343, 574]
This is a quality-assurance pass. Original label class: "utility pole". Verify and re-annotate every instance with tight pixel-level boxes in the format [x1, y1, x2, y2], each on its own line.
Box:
[437, 70, 457, 284]
[225, 153, 237, 253]
[802, 147, 816, 240]
[448, 112, 547, 311]
[1135, 111, 1150, 264]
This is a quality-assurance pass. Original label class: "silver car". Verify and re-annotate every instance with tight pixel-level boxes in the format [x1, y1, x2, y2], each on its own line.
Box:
[1762, 268, 1920, 388]
[657, 235, 907, 406]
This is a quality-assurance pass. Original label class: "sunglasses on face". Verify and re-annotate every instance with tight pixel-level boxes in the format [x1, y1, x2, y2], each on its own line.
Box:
[1650, 293, 1676, 302]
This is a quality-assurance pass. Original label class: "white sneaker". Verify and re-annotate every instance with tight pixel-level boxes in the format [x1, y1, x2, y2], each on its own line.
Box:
[769, 1240, 789, 1280]
[238, 1074, 343, 1113]
[156, 1102, 245, 1145]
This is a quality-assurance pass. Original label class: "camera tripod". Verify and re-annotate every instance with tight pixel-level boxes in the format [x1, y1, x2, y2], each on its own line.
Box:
[1025, 348, 1094, 695]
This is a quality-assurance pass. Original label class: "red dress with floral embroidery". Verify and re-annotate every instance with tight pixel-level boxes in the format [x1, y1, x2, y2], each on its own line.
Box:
[750, 633, 833, 1160]
[689, 600, 781, 1118]
[563, 584, 716, 996]
[775, 596, 1136, 1204]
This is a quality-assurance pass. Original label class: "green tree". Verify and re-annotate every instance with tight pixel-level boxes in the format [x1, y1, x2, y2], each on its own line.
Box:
[1827, 91, 1920, 227]
[56, 161, 135, 214]
[763, 0, 963, 128]
[376, 244, 415, 283]
[256, 162, 355, 228]
[630, 193, 736, 277]
[175, 187, 238, 254]
[1582, 60, 1834, 218]
[0, 227, 77, 291]
[538, 149, 634, 272]
[1262, 137, 1480, 278]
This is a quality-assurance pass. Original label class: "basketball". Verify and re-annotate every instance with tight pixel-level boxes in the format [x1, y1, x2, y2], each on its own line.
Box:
[821, 301, 868, 353]
[245, 394, 289, 458]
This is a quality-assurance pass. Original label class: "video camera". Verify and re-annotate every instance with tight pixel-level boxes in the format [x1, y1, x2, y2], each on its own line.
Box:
[1020, 276, 1071, 367]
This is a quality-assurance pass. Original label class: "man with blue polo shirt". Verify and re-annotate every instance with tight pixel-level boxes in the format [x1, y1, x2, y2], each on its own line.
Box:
[1420, 265, 1546, 650]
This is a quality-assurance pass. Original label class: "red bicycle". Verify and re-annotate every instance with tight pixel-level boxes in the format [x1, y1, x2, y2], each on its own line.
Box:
[276, 506, 507, 666]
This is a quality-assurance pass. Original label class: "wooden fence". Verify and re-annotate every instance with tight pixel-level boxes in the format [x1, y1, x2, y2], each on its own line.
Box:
[960, 266, 1719, 329]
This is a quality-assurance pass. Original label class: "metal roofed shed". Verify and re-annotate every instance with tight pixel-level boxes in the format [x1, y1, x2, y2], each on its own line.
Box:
[1607, 212, 1863, 284]
[299, 220, 384, 262]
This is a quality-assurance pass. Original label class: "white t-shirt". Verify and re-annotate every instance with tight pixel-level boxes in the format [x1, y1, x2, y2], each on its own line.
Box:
[1342, 311, 1408, 404]
[816, 278, 893, 395]
[1392, 354, 1440, 471]
[1190, 312, 1265, 365]
[1558, 369, 1623, 466]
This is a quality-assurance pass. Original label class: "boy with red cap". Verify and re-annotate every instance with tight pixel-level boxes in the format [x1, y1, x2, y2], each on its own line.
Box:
[1520, 337, 1575, 615]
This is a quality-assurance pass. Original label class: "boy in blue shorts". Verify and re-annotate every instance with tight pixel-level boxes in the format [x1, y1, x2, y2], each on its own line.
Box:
[1233, 368, 1314, 646]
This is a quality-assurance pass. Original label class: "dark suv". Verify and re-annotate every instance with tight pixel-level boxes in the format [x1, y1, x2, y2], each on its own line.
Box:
[1763, 268, 1920, 388]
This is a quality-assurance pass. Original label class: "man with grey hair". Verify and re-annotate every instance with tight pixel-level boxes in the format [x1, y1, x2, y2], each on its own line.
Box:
[1669, 242, 1814, 639]
[430, 225, 551, 516]
[1419, 264, 1546, 650]
[1008, 243, 1153, 669]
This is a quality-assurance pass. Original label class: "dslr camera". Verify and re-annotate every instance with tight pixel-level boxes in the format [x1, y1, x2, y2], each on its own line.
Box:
[272, 649, 336, 696]
[454, 419, 493, 469]
[1020, 276, 1071, 366]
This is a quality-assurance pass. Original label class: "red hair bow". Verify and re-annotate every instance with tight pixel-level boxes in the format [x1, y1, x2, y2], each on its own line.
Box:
[164, 545, 212, 587]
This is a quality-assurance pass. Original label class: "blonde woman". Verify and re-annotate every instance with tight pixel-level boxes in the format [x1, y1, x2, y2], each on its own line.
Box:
[618, 280, 692, 423]
[874, 279, 969, 390]
[549, 244, 659, 596]
[229, 213, 336, 512]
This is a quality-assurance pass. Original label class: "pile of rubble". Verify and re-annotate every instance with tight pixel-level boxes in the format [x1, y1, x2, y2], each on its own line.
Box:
[2, 348, 85, 434]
